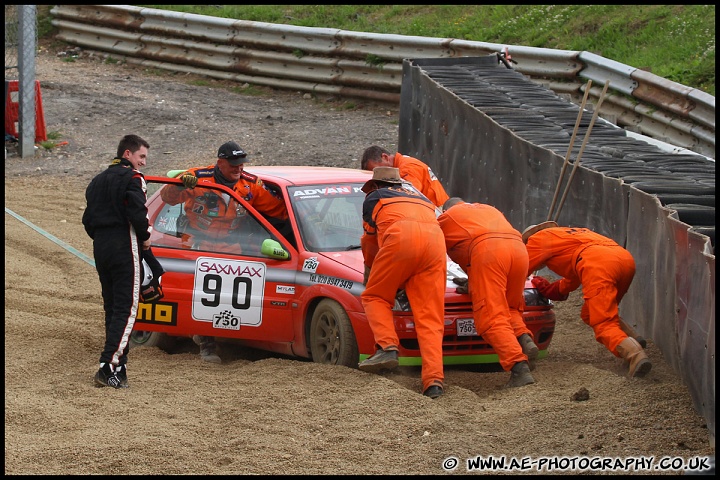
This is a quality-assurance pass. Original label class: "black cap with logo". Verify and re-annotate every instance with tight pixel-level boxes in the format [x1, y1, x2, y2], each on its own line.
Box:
[217, 141, 249, 165]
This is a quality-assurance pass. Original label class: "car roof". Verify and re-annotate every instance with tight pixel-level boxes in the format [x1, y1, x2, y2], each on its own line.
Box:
[246, 165, 371, 186]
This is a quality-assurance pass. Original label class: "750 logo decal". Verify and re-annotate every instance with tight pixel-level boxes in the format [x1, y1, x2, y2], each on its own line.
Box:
[213, 310, 241, 330]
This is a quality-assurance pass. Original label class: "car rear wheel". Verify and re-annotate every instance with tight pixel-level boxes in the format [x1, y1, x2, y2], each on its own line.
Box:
[309, 299, 359, 367]
[130, 330, 177, 352]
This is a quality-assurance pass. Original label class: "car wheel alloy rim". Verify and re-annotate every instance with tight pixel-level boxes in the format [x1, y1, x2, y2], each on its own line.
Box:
[313, 312, 340, 363]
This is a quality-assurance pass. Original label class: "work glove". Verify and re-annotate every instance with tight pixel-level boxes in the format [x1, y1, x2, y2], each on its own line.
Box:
[363, 265, 371, 286]
[180, 173, 198, 189]
[140, 278, 164, 303]
[452, 276, 469, 294]
[531, 276, 568, 301]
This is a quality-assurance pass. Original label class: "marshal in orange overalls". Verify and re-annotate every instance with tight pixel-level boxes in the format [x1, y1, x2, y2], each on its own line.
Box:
[160, 164, 287, 252]
[361, 183, 447, 392]
[524, 226, 635, 356]
[438, 201, 531, 371]
[360, 146, 450, 209]
[392, 153, 450, 209]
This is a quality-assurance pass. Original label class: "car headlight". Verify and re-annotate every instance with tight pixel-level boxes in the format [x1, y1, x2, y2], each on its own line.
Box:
[394, 289, 411, 312]
[524, 288, 553, 307]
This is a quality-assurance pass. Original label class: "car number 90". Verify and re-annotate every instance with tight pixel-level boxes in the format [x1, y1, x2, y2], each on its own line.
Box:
[193, 257, 266, 327]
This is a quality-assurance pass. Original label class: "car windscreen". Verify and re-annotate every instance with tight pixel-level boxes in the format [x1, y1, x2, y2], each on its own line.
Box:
[288, 183, 365, 252]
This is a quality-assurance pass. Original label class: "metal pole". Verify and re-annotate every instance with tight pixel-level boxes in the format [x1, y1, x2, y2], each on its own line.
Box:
[547, 79, 592, 221]
[553, 80, 611, 222]
[17, 5, 37, 158]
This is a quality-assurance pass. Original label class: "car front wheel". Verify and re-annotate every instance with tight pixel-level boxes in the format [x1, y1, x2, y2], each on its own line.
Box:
[309, 299, 359, 367]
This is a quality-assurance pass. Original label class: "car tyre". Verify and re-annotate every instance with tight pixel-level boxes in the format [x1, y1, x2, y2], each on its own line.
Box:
[665, 203, 716, 226]
[130, 331, 177, 353]
[631, 181, 715, 195]
[309, 299, 359, 367]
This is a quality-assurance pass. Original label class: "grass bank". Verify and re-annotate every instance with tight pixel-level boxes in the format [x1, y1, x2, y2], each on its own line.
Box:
[140, 5, 715, 96]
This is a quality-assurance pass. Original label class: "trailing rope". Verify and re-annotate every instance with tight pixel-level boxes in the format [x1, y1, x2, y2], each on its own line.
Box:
[4, 207, 96, 267]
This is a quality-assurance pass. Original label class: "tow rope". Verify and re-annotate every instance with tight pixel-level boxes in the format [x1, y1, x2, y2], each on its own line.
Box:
[4, 207, 96, 267]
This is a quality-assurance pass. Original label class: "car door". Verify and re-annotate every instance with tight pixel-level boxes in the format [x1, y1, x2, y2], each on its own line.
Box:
[140, 177, 298, 343]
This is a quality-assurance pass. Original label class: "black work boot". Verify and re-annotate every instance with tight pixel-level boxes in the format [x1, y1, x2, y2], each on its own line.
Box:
[423, 381, 444, 399]
[358, 347, 399, 373]
[518, 333, 539, 370]
[193, 335, 221, 364]
[506, 361, 535, 388]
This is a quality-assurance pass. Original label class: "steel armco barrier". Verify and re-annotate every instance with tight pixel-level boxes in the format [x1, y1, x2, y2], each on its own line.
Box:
[49, 5, 714, 158]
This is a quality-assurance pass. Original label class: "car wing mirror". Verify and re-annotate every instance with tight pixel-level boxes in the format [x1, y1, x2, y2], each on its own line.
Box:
[261, 239, 289, 260]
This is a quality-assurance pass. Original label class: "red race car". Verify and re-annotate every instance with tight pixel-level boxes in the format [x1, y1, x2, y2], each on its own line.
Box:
[132, 166, 555, 367]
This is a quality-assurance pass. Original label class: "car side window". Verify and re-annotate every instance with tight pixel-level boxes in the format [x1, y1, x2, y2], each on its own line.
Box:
[151, 184, 280, 257]
[259, 180, 296, 249]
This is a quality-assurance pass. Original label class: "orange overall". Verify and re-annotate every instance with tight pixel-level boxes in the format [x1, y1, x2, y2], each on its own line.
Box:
[361, 185, 446, 391]
[392, 153, 450, 208]
[438, 202, 530, 371]
[525, 227, 636, 356]
[160, 164, 287, 251]
[161, 164, 287, 220]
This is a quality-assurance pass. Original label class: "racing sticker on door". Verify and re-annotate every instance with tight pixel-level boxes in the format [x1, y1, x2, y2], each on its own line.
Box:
[192, 257, 266, 329]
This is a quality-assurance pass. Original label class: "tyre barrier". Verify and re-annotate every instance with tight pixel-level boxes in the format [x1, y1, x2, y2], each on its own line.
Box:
[630, 153, 714, 165]
[601, 169, 669, 178]
[666, 203, 717, 253]
[665, 204, 716, 226]
[592, 165, 670, 177]
[662, 165, 717, 174]
[654, 194, 715, 207]
[419, 60, 716, 253]
[690, 226, 715, 248]
[630, 181, 715, 195]
[403, 55, 715, 441]
[622, 175, 697, 184]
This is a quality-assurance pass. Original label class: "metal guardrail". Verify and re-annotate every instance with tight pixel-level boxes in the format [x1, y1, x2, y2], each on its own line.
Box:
[49, 5, 715, 158]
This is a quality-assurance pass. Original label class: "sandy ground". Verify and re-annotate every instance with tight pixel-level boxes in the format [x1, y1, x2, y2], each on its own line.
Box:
[4, 42, 714, 475]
